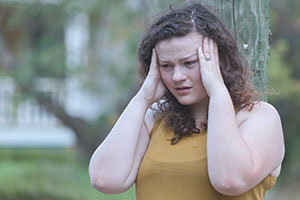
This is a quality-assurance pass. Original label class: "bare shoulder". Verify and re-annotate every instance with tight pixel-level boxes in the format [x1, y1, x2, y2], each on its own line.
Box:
[251, 101, 280, 116]
[237, 101, 285, 177]
[143, 102, 162, 135]
[236, 101, 282, 128]
[237, 101, 284, 141]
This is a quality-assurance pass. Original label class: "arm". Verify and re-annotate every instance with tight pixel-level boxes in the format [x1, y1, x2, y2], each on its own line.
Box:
[88, 49, 166, 194]
[207, 91, 284, 195]
[89, 98, 149, 194]
[198, 37, 285, 195]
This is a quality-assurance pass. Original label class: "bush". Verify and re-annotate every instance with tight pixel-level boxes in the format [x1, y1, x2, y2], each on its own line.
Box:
[0, 148, 134, 200]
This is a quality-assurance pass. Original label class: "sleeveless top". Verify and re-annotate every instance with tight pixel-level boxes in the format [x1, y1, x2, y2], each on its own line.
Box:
[135, 118, 276, 200]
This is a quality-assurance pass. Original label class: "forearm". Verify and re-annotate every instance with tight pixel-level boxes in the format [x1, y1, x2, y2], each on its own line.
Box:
[89, 96, 149, 187]
[207, 86, 254, 189]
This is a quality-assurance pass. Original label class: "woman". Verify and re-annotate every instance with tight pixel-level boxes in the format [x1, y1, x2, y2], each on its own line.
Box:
[89, 2, 285, 199]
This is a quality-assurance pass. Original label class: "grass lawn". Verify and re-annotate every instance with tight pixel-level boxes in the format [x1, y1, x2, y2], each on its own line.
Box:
[0, 148, 135, 200]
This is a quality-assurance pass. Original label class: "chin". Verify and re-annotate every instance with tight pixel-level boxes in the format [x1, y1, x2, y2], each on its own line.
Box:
[177, 98, 198, 106]
[176, 96, 208, 106]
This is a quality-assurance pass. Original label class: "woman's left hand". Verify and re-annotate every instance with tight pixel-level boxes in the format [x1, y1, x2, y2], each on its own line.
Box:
[197, 37, 225, 97]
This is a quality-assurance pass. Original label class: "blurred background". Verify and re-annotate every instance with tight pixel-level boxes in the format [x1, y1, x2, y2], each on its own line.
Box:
[0, 0, 299, 199]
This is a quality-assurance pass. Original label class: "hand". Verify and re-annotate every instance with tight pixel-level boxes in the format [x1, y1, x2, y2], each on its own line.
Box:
[198, 37, 225, 97]
[135, 49, 166, 106]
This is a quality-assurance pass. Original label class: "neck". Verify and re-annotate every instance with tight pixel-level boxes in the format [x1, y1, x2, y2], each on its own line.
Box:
[189, 96, 209, 128]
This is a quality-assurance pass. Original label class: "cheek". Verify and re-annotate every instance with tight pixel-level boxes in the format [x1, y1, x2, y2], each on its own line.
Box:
[191, 65, 204, 85]
[196, 64, 203, 80]
[190, 64, 201, 78]
[197, 69, 202, 81]
[159, 70, 172, 86]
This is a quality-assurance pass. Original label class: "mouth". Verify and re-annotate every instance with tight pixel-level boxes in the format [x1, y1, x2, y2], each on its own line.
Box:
[176, 86, 192, 90]
[175, 86, 192, 94]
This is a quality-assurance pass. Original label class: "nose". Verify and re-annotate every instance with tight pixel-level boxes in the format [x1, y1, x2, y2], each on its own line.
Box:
[172, 66, 186, 82]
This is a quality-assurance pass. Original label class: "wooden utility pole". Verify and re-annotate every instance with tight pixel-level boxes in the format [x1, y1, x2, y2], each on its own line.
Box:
[200, 0, 269, 100]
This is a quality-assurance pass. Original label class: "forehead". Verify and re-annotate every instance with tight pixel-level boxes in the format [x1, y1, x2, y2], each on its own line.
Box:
[155, 32, 203, 61]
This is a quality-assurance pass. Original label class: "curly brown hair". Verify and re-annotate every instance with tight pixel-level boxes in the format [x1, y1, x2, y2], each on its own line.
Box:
[137, 1, 258, 144]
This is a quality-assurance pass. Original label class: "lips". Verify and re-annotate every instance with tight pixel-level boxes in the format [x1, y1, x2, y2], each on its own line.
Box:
[176, 86, 192, 90]
[175, 86, 192, 95]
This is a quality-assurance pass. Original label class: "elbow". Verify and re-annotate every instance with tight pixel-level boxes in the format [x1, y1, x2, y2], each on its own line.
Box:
[208, 165, 260, 196]
[209, 170, 258, 196]
[90, 175, 109, 194]
[210, 178, 247, 196]
[89, 174, 131, 194]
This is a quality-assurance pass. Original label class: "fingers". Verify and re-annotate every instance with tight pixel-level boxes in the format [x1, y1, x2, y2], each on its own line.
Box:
[198, 38, 206, 63]
[203, 37, 211, 61]
[198, 37, 211, 63]
[149, 48, 158, 75]
[198, 37, 219, 64]
[212, 40, 219, 64]
[139, 48, 166, 103]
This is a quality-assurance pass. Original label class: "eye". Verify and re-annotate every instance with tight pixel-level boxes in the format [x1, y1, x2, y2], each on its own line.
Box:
[160, 64, 173, 69]
[184, 60, 197, 66]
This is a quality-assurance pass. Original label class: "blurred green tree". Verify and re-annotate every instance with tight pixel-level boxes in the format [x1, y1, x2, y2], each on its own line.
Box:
[268, 0, 300, 187]
[0, 0, 183, 156]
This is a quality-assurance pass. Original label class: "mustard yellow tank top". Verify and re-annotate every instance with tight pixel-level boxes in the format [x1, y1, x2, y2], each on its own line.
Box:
[135, 118, 276, 200]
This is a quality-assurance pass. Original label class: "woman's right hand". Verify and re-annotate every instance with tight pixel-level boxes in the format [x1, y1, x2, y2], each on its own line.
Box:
[135, 49, 166, 106]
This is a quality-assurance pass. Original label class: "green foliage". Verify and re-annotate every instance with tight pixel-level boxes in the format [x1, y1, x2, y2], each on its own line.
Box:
[268, 38, 300, 180]
[268, 39, 300, 98]
[0, 149, 135, 200]
[2, 2, 66, 79]
[270, 0, 300, 79]
[268, 0, 300, 187]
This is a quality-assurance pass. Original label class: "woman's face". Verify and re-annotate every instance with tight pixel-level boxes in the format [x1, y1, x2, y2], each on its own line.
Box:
[155, 32, 208, 107]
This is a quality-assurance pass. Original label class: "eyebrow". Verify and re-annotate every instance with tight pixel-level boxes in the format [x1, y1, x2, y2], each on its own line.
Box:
[158, 53, 197, 63]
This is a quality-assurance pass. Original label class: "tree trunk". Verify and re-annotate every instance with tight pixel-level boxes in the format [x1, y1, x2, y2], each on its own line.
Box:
[200, 0, 269, 100]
